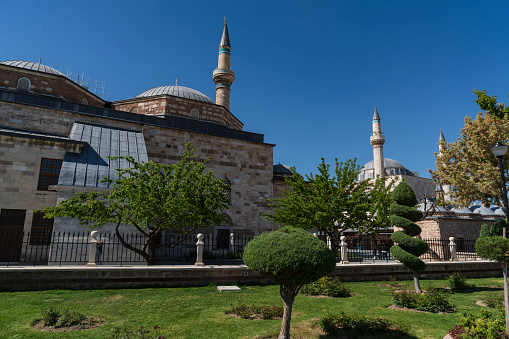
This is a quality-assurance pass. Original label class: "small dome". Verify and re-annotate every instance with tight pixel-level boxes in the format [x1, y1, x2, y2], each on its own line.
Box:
[472, 206, 496, 216]
[273, 164, 294, 176]
[136, 85, 214, 104]
[451, 207, 473, 214]
[1, 60, 64, 75]
[491, 207, 506, 216]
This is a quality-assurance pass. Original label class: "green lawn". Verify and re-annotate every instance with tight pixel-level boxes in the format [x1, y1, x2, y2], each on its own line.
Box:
[0, 276, 504, 338]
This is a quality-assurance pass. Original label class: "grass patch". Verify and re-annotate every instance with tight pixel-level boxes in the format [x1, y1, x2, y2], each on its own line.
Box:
[0, 277, 505, 338]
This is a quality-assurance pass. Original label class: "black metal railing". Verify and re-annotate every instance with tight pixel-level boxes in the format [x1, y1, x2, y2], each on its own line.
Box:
[0, 231, 254, 266]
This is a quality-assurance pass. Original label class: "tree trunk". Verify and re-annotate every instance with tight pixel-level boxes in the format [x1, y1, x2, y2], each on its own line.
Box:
[279, 286, 297, 339]
[413, 272, 422, 294]
[503, 263, 509, 337]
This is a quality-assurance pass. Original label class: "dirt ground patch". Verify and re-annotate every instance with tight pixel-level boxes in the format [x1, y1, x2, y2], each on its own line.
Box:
[32, 316, 104, 332]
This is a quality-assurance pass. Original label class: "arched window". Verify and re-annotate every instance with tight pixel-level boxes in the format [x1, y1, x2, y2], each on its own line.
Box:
[81, 98, 89, 105]
[17, 77, 31, 92]
[130, 107, 139, 113]
[190, 108, 199, 119]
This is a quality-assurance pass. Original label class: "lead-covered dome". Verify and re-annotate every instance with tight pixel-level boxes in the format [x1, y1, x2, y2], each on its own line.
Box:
[0, 60, 64, 76]
[357, 158, 415, 180]
[136, 85, 214, 104]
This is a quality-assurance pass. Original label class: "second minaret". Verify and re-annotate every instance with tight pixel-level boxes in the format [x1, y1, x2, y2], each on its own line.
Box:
[370, 106, 385, 178]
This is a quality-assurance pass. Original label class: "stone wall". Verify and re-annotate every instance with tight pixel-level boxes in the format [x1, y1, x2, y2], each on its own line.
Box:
[0, 65, 104, 107]
[0, 261, 500, 291]
[418, 215, 499, 239]
[0, 101, 274, 236]
[112, 96, 244, 130]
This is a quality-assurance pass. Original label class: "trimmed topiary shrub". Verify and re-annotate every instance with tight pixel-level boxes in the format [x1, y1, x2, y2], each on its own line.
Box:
[243, 226, 336, 339]
[476, 236, 509, 263]
[480, 224, 491, 238]
[389, 181, 428, 293]
[490, 219, 507, 237]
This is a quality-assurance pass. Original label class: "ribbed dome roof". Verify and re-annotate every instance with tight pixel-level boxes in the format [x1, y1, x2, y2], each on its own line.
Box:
[363, 158, 406, 170]
[136, 86, 214, 104]
[1, 60, 64, 75]
[357, 158, 415, 180]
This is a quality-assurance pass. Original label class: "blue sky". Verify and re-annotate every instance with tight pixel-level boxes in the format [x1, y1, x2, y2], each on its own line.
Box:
[2, 0, 508, 178]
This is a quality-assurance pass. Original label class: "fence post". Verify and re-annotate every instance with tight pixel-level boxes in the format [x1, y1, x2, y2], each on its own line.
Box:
[195, 233, 204, 266]
[86, 231, 99, 267]
[340, 236, 349, 264]
[449, 237, 457, 261]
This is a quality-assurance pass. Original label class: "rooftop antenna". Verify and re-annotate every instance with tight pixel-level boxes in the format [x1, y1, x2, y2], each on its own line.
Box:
[176, 78, 178, 86]
[38, 58, 41, 64]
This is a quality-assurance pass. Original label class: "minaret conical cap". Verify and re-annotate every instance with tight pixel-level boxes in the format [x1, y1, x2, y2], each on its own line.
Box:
[373, 106, 380, 120]
[439, 128, 445, 142]
[220, 17, 231, 47]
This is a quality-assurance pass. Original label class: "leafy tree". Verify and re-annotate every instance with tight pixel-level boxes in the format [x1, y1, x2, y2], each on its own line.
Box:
[243, 227, 336, 339]
[265, 158, 394, 256]
[40, 145, 230, 265]
[389, 181, 428, 293]
[474, 89, 509, 119]
[430, 90, 509, 210]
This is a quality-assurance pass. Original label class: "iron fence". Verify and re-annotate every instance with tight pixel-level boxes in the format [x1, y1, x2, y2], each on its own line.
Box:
[0, 231, 254, 267]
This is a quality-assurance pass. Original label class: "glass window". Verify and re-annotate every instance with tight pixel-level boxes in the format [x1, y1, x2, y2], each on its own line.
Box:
[29, 211, 53, 245]
[37, 158, 63, 190]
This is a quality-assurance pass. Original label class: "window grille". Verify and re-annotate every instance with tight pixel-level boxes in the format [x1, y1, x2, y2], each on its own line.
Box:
[190, 108, 199, 119]
[223, 178, 231, 201]
[130, 107, 138, 113]
[29, 211, 54, 245]
[17, 77, 31, 92]
[37, 158, 63, 190]
[81, 98, 89, 105]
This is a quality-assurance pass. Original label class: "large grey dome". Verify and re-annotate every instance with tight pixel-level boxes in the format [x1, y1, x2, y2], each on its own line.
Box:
[136, 85, 214, 104]
[358, 158, 415, 180]
[1, 60, 64, 76]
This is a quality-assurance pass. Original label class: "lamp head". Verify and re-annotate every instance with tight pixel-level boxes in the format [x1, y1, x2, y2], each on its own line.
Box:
[491, 142, 508, 158]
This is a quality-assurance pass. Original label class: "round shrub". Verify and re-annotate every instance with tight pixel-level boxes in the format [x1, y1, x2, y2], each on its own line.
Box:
[391, 181, 418, 208]
[243, 227, 336, 286]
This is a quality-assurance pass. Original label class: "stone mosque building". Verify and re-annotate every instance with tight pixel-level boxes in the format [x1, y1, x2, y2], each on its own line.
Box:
[0, 20, 278, 262]
[356, 106, 505, 241]
[0, 19, 504, 263]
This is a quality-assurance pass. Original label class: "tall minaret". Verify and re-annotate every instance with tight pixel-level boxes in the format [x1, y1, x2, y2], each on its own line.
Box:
[438, 129, 452, 200]
[370, 106, 385, 178]
[213, 17, 235, 110]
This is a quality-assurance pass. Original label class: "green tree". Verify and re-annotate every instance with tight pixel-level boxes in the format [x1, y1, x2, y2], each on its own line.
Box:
[243, 227, 336, 339]
[265, 158, 394, 256]
[40, 145, 230, 265]
[430, 90, 509, 210]
[389, 181, 428, 293]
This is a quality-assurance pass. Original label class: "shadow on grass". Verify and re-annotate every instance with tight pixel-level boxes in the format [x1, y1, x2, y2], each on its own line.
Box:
[317, 328, 420, 339]
[450, 286, 503, 294]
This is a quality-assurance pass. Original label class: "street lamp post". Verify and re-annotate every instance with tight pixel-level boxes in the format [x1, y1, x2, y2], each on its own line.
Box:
[491, 142, 509, 336]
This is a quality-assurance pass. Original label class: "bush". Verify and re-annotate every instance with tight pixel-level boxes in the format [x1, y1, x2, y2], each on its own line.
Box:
[41, 306, 86, 328]
[319, 311, 410, 337]
[450, 309, 507, 339]
[476, 236, 509, 263]
[392, 285, 454, 313]
[300, 276, 351, 298]
[480, 224, 491, 238]
[483, 292, 504, 309]
[225, 301, 284, 320]
[416, 285, 453, 313]
[447, 271, 471, 290]
[490, 219, 507, 237]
